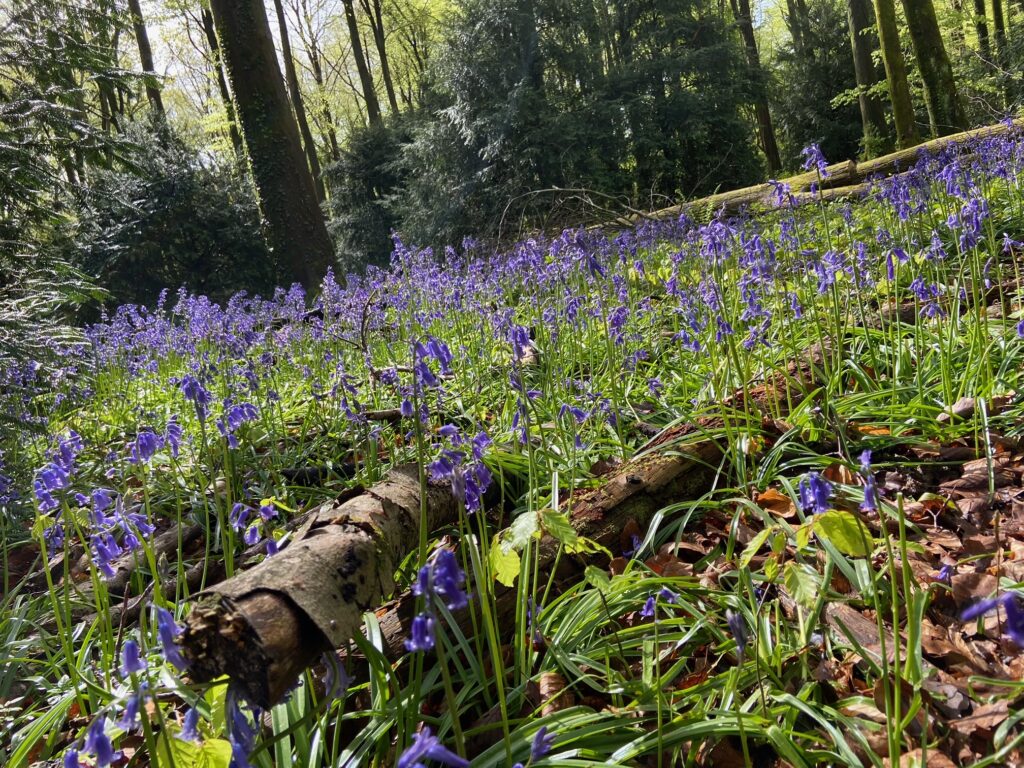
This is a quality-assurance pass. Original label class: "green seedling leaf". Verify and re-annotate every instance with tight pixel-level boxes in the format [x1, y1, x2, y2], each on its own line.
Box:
[155, 731, 232, 768]
[814, 510, 873, 557]
[540, 508, 579, 549]
[585, 565, 612, 592]
[783, 561, 821, 610]
[506, 509, 539, 549]
[489, 533, 521, 587]
[740, 527, 773, 568]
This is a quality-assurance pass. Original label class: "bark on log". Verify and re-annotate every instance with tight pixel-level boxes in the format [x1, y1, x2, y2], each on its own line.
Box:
[636, 117, 1024, 223]
[181, 466, 459, 707]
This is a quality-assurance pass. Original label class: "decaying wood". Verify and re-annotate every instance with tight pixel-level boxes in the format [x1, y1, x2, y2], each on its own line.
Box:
[180, 465, 460, 707]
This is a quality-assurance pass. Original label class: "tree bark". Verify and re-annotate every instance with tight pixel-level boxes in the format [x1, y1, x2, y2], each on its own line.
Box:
[991, 0, 1009, 104]
[360, 0, 399, 113]
[272, 0, 326, 201]
[207, 0, 334, 294]
[200, 7, 244, 156]
[974, 0, 991, 60]
[730, 0, 783, 173]
[341, 0, 383, 127]
[846, 0, 894, 155]
[181, 467, 459, 707]
[900, 0, 968, 135]
[873, 0, 920, 147]
[126, 0, 164, 116]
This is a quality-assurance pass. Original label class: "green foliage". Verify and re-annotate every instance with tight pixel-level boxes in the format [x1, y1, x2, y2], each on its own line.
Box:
[61, 126, 278, 307]
[395, 0, 761, 246]
[325, 119, 410, 271]
[770, 0, 864, 167]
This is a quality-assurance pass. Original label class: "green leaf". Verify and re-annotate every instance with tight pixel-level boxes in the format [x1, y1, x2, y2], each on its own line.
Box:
[155, 732, 232, 768]
[795, 522, 813, 550]
[540, 508, 578, 549]
[489, 533, 521, 587]
[203, 678, 229, 736]
[585, 565, 611, 592]
[739, 527, 772, 568]
[783, 561, 821, 610]
[814, 510, 873, 557]
[506, 510, 539, 550]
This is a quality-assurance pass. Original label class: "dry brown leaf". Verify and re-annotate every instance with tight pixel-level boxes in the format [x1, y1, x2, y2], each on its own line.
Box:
[949, 700, 1009, 737]
[538, 671, 574, 716]
[755, 487, 797, 519]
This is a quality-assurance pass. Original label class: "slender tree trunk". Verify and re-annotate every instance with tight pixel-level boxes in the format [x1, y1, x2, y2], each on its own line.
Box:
[126, 0, 164, 115]
[974, 0, 991, 59]
[200, 8, 244, 156]
[900, 0, 967, 135]
[873, 0, 920, 147]
[360, 0, 399, 113]
[272, 0, 326, 201]
[208, 0, 334, 294]
[847, 0, 894, 154]
[341, 0, 382, 127]
[730, 0, 782, 172]
[991, 0, 1010, 104]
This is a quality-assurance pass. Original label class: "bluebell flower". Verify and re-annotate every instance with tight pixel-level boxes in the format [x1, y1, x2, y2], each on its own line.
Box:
[404, 614, 436, 652]
[179, 708, 201, 742]
[120, 639, 147, 677]
[63, 748, 79, 768]
[531, 726, 555, 761]
[129, 429, 163, 465]
[640, 596, 656, 619]
[156, 607, 189, 671]
[798, 472, 832, 513]
[727, 609, 750, 662]
[83, 715, 116, 768]
[397, 726, 469, 768]
[658, 587, 678, 604]
[961, 592, 1024, 646]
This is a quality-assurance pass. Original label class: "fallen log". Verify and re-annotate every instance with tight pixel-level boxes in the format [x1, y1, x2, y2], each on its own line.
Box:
[181, 465, 460, 707]
[635, 116, 1024, 222]
[371, 425, 728, 660]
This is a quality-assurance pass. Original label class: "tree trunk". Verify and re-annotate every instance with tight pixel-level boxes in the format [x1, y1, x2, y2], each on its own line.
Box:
[730, 0, 783, 173]
[847, 0, 894, 154]
[872, 0, 920, 147]
[974, 0, 991, 60]
[200, 8, 244, 156]
[361, 0, 399, 113]
[293, 0, 341, 163]
[272, 0, 326, 201]
[991, 0, 1009, 104]
[126, 0, 164, 115]
[900, 0, 967, 135]
[208, 0, 334, 294]
[341, 0, 382, 127]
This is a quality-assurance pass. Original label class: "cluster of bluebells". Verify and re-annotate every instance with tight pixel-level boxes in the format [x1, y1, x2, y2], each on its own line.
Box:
[405, 549, 469, 653]
[428, 425, 493, 514]
[229, 498, 281, 553]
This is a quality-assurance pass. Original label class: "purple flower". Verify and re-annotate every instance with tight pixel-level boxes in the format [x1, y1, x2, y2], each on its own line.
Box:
[658, 587, 678, 604]
[404, 614, 436, 652]
[156, 607, 189, 671]
[129, 429, 163, 465]
[397, 726, 469, 768]
[727, 609, 749, 662]
[120, 639, 147, 677]
[179, 708, 200, 742]
[531, 725, 555, 761]
[83, 715, 116, 768]
[798, 472, 832, 514]
[117, 689, 143, 731]
[640, 596, 656, 618]
[63, 748, 79, 768]
[960, 592, 1024, 646]
[800, 143, 829, 177]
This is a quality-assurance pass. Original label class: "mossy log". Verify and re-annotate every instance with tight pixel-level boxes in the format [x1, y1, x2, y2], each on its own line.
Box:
[637, 117, 1024, 222]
